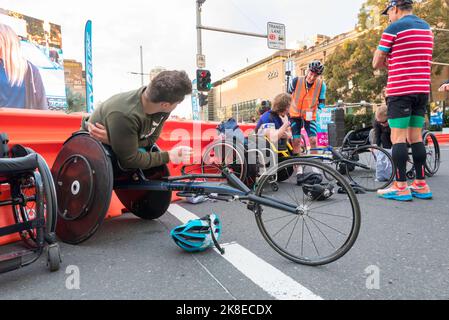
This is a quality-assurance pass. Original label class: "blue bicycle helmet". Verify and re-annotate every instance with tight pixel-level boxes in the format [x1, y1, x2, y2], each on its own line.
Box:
[171, 214, 223, 253]
[308, 60, 325, 75]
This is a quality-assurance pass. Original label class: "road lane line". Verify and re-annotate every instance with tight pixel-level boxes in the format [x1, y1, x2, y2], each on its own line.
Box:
[168, 204, 323, 300]
[215, 242, 322, 300]
[168, 203, 201, 223]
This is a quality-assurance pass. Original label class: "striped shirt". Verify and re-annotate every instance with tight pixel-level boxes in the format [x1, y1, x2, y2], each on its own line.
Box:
[378, 15, 433, 97]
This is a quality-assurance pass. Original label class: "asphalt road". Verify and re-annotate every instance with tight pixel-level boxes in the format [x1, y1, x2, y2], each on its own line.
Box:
[1, 148, 448, 300]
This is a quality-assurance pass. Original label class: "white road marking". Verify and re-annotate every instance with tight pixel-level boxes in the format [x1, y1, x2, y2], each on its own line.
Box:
[168, 204, 323, 300]
[168, 203, 200, 223]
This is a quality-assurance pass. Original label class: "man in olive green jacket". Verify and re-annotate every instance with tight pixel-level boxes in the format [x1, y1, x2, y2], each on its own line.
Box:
[86, 70, 193, 169]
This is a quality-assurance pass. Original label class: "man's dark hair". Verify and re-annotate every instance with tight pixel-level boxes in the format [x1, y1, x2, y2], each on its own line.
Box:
[398, 3, 413, 11]
[146, 70, 192, 104]
[398, 0, 413, 11]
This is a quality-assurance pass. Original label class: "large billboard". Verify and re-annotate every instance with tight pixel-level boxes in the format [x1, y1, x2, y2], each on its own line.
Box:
[0, 8, 67, 110]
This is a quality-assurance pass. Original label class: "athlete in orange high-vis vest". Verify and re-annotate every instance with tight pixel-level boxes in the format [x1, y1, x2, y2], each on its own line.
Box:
[288, 60, 326, 156]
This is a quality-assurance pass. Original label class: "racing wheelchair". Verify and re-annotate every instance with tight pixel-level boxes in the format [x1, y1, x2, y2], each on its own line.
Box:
[51, 131, 361, 266]
[0, 133, 61, 274]
[343, 127, 441, 181]
[201, 119, 307, 190]
[203, 124, 395, 192]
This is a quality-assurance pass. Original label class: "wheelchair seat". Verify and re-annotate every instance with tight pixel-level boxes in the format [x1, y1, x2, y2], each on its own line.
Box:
[0, 154, 38, 177]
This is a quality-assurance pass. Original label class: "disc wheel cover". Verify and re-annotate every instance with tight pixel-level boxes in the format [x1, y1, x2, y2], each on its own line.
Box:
[52, 133, 113, 244]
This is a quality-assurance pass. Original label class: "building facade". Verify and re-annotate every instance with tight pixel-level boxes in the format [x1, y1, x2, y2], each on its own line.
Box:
[205, 29, 448, 122]
[205, 30, 361, 122]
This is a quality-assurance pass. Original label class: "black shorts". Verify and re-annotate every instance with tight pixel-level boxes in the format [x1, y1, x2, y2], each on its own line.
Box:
[387, 94, 428, 129]
[290, 118, 317, 139]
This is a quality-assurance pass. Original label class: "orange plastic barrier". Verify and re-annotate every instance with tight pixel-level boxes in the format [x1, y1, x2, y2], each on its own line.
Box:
[0, 108, 256, 245]
[434, 133, 449, 144]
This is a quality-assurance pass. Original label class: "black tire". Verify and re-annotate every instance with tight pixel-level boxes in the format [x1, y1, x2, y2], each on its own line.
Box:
[341, 130, 355, 148]
[346, 145, 395, 192]
[201, 140, 247, 182]
[406, 169, 416, 180]
[115, 164, 172, 220]
[254, 158, 361, 266]
[423, 131, 440, 177]
[36, 153, 58, 233]
[47, 243, 61, 272]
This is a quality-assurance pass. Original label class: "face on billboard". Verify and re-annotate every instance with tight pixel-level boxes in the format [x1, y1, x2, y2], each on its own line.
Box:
[0, 8, 67, 110]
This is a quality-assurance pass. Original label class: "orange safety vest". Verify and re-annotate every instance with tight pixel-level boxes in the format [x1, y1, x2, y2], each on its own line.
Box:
[289, 77, 322, 121]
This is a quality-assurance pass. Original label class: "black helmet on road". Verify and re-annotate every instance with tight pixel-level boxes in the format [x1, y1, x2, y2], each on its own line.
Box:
[308, 60, 325, 75]
[303, 183, 335, 201]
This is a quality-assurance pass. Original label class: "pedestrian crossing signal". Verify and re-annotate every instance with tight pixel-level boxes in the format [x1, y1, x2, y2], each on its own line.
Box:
[198, 93, 208, 107]
[197, 69, 212, 92]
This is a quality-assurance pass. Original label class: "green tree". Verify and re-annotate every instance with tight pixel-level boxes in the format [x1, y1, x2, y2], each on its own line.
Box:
[65, 87, 86, 113]
[324, 0, 449, 104]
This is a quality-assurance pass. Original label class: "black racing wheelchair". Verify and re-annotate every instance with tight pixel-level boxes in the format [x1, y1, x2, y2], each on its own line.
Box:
[51, 131, 361, 266]
[0, 133, 61, 274]
[342, 126, 441, 180]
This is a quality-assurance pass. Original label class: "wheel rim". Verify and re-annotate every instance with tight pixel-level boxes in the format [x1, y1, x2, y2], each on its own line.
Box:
[424, 133, 440, 176]
[254, 159, 361, 266]
[346, 146, 394, 191]
[202, 142, 246, 180]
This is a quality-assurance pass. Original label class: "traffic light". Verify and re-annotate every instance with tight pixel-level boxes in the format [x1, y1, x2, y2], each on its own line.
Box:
[196, 69, 212, 92]
[198, 93, 208, 107]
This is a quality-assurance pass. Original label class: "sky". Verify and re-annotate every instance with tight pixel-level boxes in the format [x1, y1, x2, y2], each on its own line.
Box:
[1, 0, 366, 117]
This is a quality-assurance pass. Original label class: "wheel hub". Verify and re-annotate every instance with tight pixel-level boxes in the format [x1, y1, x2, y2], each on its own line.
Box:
[295, 205, 309, 216]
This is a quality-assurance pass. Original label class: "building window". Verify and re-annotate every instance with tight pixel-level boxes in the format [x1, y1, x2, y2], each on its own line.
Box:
[231, 99, 257, 122]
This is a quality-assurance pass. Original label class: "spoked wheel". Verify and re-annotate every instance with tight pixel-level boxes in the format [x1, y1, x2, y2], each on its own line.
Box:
[254, 158, 361, 266]
[10, 147, 57, 248]
[202, 140, 247, 182]
[13, 171, 56, 249]
[13, 177, 39, 248]
[423, 131, 440, 177]
[345, 145, 394, 192]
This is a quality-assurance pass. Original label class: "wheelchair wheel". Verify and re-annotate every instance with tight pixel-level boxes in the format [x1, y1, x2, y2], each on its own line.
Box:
[406, 169, 416, 180]
[115, 164, 172, 220]
[201, 140, 247, 182]
[47, 243, 61, 272]
[423, 131, 440, 177]
[10, 147, 57, 248]
[12, 175, 41, 248]
[52, 132, 114, 244]
[346, 145, 394, 192]
[341, 130, 355, 148]
[254, 158, 361, 266]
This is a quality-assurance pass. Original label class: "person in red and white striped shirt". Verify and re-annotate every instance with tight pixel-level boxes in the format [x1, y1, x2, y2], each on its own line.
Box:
[373, 0, 433, 201]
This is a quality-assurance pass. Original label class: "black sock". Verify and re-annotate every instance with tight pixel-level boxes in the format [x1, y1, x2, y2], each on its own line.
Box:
[392, 143, 409, 182]
[411, 142, 427, 180]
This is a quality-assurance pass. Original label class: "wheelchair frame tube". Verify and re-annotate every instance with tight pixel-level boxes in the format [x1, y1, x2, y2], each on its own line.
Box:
[114, 180, 298, 215]
[114, 180, 249, 197]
